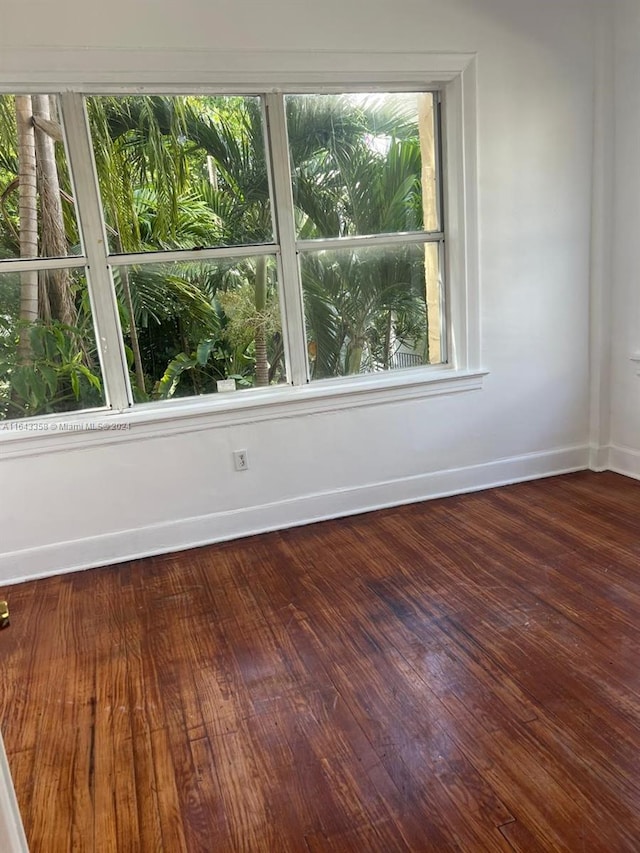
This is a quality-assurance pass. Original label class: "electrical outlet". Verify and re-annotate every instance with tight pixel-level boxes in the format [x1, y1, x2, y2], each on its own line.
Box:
[233, 450, 249, 471]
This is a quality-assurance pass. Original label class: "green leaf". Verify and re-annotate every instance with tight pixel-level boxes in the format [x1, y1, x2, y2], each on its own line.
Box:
[40, 364, 58, 397]
[29, 325, 45, 358]
[155, 352, 196, 399]
[52, 325, 66, 352]
[29, 369, 46, 405]
[196, 338, 216, 366]
[77, 364, 102, 391]
[70, 370, 80, 399]
[10, 367, 29, 403]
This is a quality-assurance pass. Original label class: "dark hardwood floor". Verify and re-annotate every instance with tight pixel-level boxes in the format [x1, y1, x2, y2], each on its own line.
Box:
[2, 471, 640, 851]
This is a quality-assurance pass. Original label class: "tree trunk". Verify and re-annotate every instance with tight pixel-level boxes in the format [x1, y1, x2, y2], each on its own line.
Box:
[417, 93, 441, 364]
[347, 334, 364, 375]
[383, 309, 393, 370]
[32, 95, 76, 327]
[254, 256, 269, 387]
[15, 95, 38, 362]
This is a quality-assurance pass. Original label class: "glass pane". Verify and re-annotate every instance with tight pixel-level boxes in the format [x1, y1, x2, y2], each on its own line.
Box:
[0, 94, 81, 259]
[114, 257, 285, 402]
[0, 267, 105, 419]
[300, 242, 444, 380]
[86, 96, 274, 254]
[286, 92, 438, 239]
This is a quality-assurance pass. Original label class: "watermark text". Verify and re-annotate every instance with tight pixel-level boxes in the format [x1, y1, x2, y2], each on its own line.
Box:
[0, 421, 131, 433]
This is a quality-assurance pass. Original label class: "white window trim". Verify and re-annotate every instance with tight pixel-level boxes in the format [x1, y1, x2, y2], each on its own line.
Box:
[0, 50, 483, 457]
[60, 93, 132, 410]
[0, 367, 487, 459]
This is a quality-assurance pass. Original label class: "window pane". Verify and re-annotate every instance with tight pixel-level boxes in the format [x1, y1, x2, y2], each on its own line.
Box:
[0, 267, 105, 419]
[300, 242, 444, 380]
[114, 257, 285, 402]
[286, 92, 438, 239]
[86, 96, 274, 254]
[0, 94, 81, 260]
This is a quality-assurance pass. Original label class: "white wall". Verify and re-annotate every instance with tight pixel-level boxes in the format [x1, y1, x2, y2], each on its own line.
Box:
[0, 0, 597, 582]
[609, 0, 640, 478]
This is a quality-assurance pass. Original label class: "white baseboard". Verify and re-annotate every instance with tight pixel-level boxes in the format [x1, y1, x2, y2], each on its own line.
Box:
[588, 443, 610, 472]
[607, 444, 640, 481]
[0, 444, 589, 586]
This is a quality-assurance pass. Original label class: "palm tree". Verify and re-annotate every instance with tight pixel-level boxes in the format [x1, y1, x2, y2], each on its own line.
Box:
[96, 92, 432, 390]
[0, 90, 434, 415]
[32, 95, 77, 327]
[86, 95, 279, 394]
[288, 94, 429, 377]
[0, 94, 102, 418]
[14, 95, 38, 363]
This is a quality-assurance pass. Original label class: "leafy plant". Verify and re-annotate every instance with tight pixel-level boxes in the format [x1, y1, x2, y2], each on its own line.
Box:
[0, 320, 102, 418]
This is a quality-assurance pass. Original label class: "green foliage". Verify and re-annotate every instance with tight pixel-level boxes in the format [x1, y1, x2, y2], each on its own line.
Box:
[155, 352, 197, 399]
[0, 320, 102, 418]
[283, 94, 430, 377]
[83, 92, 429, 394]
[217, 281, 280, 354]
[0, 90, 433, 415]
[301, 243, 427, 378]
[0, 95, 19, 261]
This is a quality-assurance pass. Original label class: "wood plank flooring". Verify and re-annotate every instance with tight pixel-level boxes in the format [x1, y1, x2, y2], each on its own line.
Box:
[2, 471, 640, 851]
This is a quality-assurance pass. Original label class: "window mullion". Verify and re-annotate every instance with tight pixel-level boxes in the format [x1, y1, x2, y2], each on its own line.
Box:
[59, 93, 132, 411]
[264, 93, 309, 386]
[0, 256, 87, 273]
[296, 232, 444, 253]
[108, 244, 278, 268]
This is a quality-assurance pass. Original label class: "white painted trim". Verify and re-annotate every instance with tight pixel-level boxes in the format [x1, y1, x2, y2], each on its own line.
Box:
[59, 94, 132, 410]
[607, 444, 640, 480]
[265, 93, 308, 387]
[588, 442, 610, 472]
[0, 368, 487, 460]
[296, 231, 444, 252]
[0, 734, 29, 853]
[109, 244, 279, 267]
[0, 50, 481, 445]
[0, 48, 475, 88]
[0, 256, 86, 273]
[0, 444, 588, 585]
[442, 58, 480, 371]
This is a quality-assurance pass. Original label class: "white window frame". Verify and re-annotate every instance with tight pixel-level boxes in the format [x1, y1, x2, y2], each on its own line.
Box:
[0, 51, 484, 457]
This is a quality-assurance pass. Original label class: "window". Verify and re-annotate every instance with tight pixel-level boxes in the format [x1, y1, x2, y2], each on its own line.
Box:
[0, 68, 480, 428]
[0, 95, 105, 420]
[86, 94, 286, 401]
[287, 92, 444, 380]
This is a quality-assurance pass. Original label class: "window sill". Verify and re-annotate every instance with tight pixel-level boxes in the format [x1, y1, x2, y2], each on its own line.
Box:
[0, 366, 487, 459]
